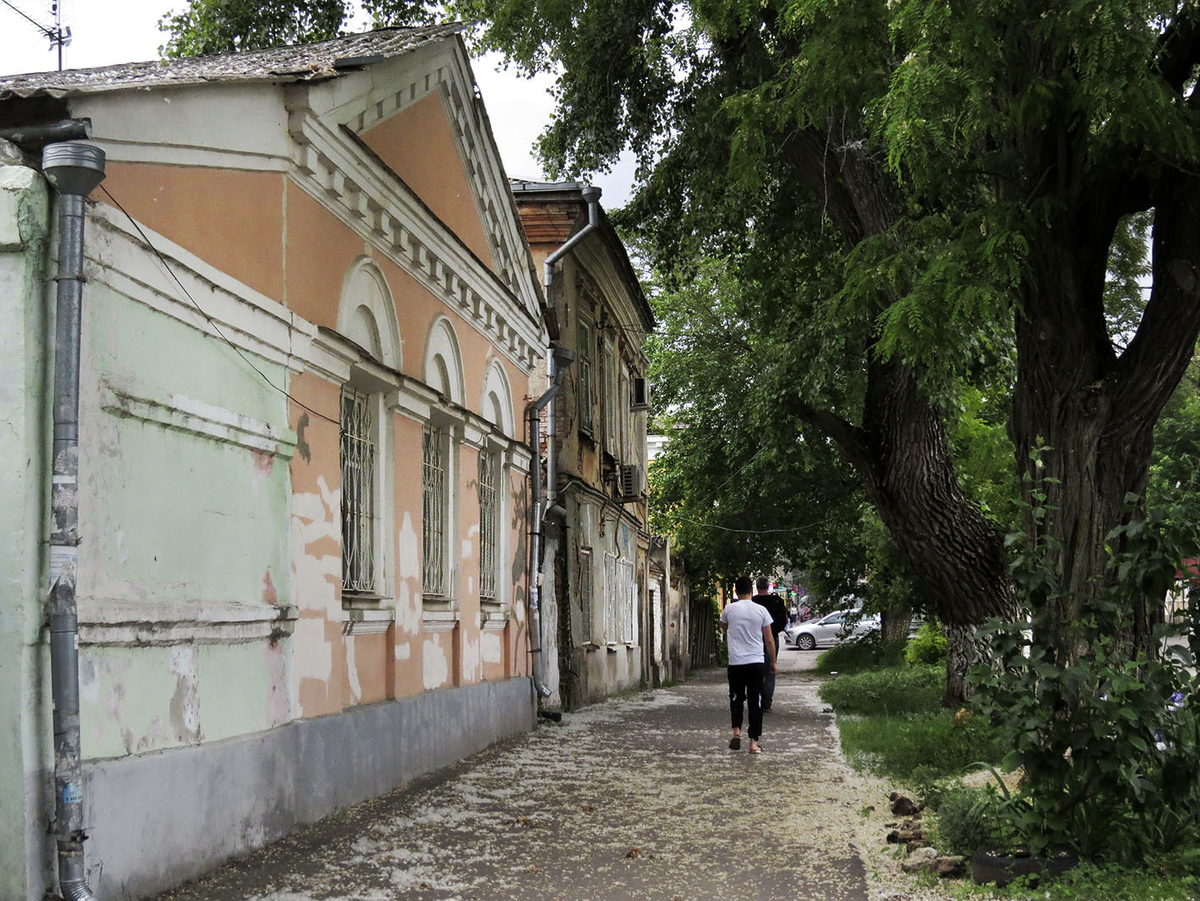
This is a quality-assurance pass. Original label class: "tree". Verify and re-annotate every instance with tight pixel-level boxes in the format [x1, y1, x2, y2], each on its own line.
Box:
[455, 0, 1200, 700]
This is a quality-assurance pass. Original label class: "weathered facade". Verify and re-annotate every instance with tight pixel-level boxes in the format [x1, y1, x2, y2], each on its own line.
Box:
[0, 28, 546, 900]
[513, 181, 657, 709]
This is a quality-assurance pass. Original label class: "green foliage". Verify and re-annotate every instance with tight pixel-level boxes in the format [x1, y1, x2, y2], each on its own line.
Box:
[970, 498, 1200, 863]
[814, 636, 907, 675]
[995, 862, 1200, 901]
[160, 0, 348, 56]
[929, 784, 1012, 858]
[818, 664, 946, 716]
[904, 620, 948, 667]
[834, 711, 1001, 782]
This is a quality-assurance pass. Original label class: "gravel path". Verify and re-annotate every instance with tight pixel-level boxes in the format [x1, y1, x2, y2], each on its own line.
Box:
[156, 654, 958, 901]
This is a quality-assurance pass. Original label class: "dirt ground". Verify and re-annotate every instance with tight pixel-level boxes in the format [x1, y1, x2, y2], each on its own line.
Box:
[154, 649, 956, 901]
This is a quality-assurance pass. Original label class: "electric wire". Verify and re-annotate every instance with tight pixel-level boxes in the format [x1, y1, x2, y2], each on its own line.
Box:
[99, 185, 340, 427]
[0, 0, 52, 35]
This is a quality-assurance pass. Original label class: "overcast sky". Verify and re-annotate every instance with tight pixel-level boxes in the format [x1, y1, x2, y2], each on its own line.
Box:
[0, 0, 634, 205]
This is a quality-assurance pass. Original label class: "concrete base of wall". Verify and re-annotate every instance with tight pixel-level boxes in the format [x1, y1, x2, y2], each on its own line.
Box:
[54, 677, 534, 900]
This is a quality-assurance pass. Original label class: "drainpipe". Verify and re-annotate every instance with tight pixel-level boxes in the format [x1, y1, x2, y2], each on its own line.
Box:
[542, 185, 600, 514]
[525, 383, 560, 699]
[42, 141, 106, 901]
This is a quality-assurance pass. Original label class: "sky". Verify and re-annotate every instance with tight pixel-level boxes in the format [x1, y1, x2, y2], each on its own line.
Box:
[0, 0, 634, 206]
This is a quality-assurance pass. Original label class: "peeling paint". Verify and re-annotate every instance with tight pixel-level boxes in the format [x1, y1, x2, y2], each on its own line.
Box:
[346, 633, 362, 704]
[262, 569, 278, 605]
[481, 632, 501, 665]
[423, 637, 449, 690]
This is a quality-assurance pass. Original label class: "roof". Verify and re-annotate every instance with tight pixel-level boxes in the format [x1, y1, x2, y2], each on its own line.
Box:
[0, 25, 465, 101]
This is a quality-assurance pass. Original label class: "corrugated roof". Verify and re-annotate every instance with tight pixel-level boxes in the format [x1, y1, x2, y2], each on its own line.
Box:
[0, 24, 465, 100]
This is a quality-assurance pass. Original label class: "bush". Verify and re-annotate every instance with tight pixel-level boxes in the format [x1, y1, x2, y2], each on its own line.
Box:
[815, 635, 906, 674]
[818, 664, 944, 715]
[904, 620, 947, 666]
[929, 784, 1011, 857]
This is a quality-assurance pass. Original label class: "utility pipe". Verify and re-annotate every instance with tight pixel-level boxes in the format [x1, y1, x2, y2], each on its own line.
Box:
[542, 185, 600, 513]
[42, 140, 106, 901]
[525, 384, 561, 699]
[0, 119, 91, 150]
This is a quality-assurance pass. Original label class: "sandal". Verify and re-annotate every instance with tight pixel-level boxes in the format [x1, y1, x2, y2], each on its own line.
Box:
[728, 735, 741, 750]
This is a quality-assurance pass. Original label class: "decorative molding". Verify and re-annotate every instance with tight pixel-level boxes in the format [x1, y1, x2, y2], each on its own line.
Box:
[341, 607, 395, 635]
[285, 106, 543, 375]
[77, 599, 298, 647]
[100, 383, 297, 458]
[480, 606, 509, 632]
[421, 606, 459, 632]
[88, 204, 318, 374]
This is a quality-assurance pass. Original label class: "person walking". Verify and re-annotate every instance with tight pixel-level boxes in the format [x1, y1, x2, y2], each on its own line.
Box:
[720, 576, 777, 754]
[752, 577, 789, 712]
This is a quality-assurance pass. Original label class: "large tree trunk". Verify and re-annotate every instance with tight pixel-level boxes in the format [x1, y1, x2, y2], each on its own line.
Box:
[1010, 170, 1200, 665]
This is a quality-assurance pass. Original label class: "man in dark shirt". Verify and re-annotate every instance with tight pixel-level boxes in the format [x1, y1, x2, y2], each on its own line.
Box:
[752, 577, 789, 711]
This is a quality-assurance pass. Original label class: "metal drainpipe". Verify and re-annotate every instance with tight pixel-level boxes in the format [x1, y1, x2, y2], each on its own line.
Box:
[42, 141, 106, 901]
[542, 185, 600, 514]
[525, 385, 560, 699]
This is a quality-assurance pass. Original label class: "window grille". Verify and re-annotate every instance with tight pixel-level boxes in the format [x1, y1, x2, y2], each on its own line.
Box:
[340, 388, 375, 592]
[603, 552, 617, 642]
[423, 427, 447, 597]
[478, 449, 498, 601]
[579, 547, 593, 643]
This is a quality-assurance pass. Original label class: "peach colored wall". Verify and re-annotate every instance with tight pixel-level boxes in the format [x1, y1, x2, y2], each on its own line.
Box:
[283, 185, 367, 326]
[97, 162, 285, 303]
[390, 412, 425, 698]
[361, 92, 495, 270]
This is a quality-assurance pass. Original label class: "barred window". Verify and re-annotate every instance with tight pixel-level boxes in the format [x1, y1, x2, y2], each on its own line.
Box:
[422, 427, 448, 597]
[620, 559, 636, 644]
[478, 449, 498, 602]
[578, 547, 593, 643]
[341, 388, 375, 593]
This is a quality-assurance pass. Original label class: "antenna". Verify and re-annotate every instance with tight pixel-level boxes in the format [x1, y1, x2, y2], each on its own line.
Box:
[0, 0, 71, 70]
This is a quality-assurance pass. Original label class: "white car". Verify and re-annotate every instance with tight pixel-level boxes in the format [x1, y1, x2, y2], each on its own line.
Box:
[784, 609, 881, 650]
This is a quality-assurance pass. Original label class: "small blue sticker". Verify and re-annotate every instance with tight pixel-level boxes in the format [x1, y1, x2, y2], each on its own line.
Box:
[62, 783, 81, 805]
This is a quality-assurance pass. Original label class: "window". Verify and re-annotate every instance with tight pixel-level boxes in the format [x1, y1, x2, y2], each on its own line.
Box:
[423, 426, 448, 598]
[602, 336, 617, 456]
[620, 559, 637, 644]
[578, 546, 593, 643]
[478, 448, 498, 602]
[578, 320, 595, 435]
[341, 387, 375, 593]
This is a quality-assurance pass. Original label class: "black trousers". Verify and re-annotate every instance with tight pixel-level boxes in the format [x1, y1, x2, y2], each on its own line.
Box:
[727, 662, 767, 740]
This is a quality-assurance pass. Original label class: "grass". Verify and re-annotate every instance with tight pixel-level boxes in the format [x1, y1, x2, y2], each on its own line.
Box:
[837, 711, 1001, 781]
[815, 636, 907, 674]
[946, 861, 1200, 900]
[818, 664, 945, 715]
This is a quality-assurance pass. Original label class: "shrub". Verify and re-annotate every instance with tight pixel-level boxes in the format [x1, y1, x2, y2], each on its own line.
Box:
[815, 634, 906, 674]
[818, 664, 944, 715]
[929, 784, 1012, 856]
[904, 620, 947, 666]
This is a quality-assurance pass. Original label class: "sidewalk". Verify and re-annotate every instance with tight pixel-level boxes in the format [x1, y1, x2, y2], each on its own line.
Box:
[156, 654, 905, 901]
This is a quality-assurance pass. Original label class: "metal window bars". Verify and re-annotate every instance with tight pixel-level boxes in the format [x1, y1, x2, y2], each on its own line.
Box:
[478, 450, 497, 601]
[423, 427, 447, 597]
[340, 388, 375, 592]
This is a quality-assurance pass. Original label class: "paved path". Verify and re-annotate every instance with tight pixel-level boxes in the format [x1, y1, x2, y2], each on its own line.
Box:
[158, 652, 874, 901]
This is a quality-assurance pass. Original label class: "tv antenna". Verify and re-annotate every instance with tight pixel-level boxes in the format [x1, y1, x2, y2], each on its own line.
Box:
[1, 0, 71, 70]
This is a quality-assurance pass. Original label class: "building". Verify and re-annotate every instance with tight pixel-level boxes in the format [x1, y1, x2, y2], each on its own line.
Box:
[512, 181, 657, 708]
[0, 27, 549, 899]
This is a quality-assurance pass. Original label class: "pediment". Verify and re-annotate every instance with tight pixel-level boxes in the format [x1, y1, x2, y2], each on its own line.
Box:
[289, 35, 542, 330]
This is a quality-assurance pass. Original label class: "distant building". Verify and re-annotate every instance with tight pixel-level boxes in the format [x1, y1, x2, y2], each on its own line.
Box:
[513, 180, 659, 707]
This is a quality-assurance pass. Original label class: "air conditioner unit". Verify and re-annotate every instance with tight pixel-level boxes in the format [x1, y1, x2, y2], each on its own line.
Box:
[616, 463, 642, 501]
[631, 376, 651, 411]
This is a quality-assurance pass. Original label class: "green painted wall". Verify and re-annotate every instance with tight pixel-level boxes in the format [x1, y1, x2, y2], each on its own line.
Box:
[0, 165, 51, 901]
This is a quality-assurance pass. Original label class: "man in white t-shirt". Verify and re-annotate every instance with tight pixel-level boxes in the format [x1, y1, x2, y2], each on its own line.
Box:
[720, 575, 777, 753]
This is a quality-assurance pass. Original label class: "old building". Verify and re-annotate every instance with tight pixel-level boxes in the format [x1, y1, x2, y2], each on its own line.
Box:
[512, 181, 657, 708]
[0, 27, 548, 899]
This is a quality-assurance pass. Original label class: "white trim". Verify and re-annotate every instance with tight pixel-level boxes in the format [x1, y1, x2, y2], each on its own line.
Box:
[77, 599, 297, 647]
[341, 607, 395, 635]
[100, 383, 296, 458]
[423, 315, 466, 405]
[337, 256, 403, 371]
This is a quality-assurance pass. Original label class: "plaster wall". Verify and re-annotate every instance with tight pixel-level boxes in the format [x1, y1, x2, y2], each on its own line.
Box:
[0, 163, 52, 901]
[77, 676, 534, 900]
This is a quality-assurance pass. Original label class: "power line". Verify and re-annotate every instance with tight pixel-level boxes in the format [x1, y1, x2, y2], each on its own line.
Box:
[675, 515, 821, 535]
[0, 0, 70, 69]
[100, 185, 341, 428]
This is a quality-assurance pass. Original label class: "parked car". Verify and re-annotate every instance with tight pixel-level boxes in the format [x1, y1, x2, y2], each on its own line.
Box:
[784, 609, 881, 650]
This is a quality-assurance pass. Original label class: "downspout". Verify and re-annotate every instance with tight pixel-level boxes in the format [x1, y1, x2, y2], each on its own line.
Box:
[542, 185, 600, 515]
[42, 141, 106, 901]
[525, 384, 560, 699]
